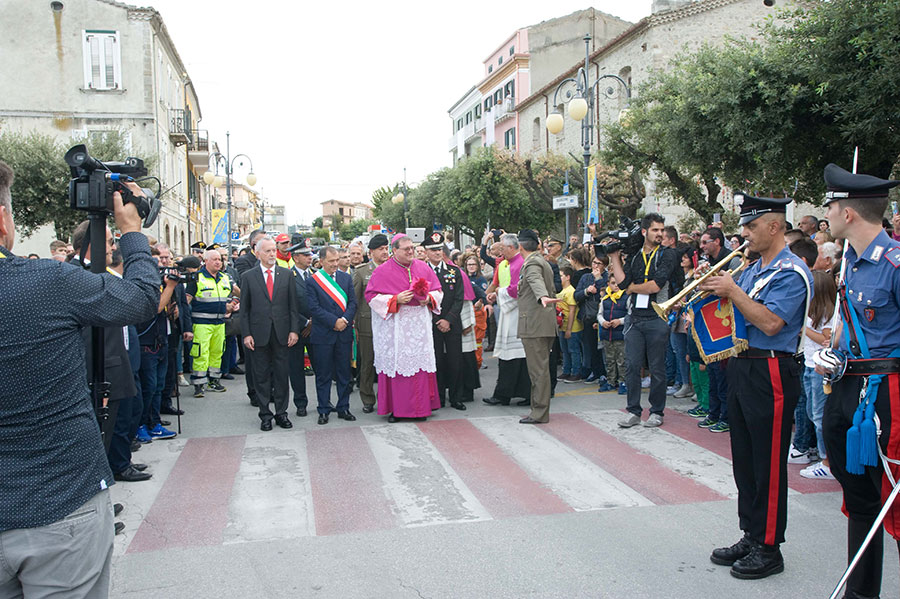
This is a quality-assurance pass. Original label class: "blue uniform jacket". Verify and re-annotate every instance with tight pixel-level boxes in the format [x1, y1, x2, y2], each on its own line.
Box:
[306, 269, 357, 345]
[736, 245, 812, 353]
[841, 230, 900, 358]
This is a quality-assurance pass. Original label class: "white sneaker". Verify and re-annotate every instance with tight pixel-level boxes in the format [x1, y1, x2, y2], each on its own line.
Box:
[787, 444, 812, 464]
[641, 376, 651, 389]
[643, 413, 664, 428]
[177, 374, 190, 387]
[666, 385, 679, 396]
[673, 384, 695, 399]
[618, 413, 641, 428]
[800, 462, 835, 480]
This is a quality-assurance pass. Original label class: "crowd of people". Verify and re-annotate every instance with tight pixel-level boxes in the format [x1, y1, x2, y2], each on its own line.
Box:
[5, 152, 900, 597]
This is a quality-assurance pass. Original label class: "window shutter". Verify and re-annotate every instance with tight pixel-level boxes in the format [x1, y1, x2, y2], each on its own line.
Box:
[83, 30, 121, 90]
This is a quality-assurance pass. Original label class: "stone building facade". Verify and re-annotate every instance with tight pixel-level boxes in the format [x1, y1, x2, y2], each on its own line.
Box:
[516, 0, 788, 222]
[0, 0, 211, 255]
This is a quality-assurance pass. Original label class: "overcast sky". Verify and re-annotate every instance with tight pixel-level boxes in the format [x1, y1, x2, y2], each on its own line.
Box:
[146, 1, 653, 227]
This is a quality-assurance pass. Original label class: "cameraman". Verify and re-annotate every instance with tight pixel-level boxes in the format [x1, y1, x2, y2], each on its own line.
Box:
[0, 160, 159, 597]
[607, 213, 676, 428]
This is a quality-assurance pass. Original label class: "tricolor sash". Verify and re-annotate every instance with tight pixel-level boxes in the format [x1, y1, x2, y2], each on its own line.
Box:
[313, 270, 347, 311]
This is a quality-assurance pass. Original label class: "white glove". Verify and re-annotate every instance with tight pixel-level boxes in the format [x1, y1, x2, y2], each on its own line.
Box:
[813, 348, 843, 374]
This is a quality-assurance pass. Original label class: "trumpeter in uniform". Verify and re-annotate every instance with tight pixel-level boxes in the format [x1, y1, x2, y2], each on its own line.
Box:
[815, 163, 900, 599]
[700, 193, 813, 579]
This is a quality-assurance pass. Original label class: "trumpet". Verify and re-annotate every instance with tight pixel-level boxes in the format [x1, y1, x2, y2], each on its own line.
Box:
[652, 241, 750, 321]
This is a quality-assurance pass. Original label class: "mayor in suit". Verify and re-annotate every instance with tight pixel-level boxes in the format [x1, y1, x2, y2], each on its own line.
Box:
[516, 229, 560, 424]
[306, 245, 357, 425]
[240, 238, 303, 431]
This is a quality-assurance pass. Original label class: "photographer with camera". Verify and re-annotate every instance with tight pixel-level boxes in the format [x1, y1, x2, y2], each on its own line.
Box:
[157, 248, 194, 418]
[0, 159, 159, 597]
[604, 213, 676, 428]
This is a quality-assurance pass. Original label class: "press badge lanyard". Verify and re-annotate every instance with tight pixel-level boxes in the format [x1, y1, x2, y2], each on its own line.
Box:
[640, 245, 659, 283]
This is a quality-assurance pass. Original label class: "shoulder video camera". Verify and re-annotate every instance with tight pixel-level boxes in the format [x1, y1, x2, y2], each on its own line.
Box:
[65, 144, 161, 228]
[592, 217, 644, 258]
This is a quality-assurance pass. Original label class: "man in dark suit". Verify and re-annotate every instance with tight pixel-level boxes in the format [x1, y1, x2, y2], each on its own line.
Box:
[234, 229, 264, 407]
[287, 239, 316, 417]
[240, 237, 302, 431]
[307, 245, 357, 424]
[353, 234, 389, 413]
[423, 233, 466, 410]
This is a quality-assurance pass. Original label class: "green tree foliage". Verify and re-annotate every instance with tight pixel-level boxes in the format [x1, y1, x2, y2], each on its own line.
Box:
[602, 0, 900, 222]
[0, 129, 143, 240]
[339, 218, 379, 241]
[311, 216, 323, 229]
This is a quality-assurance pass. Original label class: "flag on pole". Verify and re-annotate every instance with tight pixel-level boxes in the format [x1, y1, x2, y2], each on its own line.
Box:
[211, 209, 228, 244]
[587, 164, 600, 225]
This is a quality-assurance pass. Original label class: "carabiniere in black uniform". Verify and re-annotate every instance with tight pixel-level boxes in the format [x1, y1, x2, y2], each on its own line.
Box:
[707, 193, 812, 580]
[816, 163, 900, 599]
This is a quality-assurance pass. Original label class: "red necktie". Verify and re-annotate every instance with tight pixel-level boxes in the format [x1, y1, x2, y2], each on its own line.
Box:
[266, 269, 273, 300]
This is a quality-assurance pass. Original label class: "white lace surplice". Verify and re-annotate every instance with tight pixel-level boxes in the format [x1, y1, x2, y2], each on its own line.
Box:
[369, 291, 443, 377]
[493, 286, 526, 360]
[460, 300, 476, 353]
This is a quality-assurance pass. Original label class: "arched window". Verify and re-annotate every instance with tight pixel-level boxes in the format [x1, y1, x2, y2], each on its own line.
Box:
[617, 66, 632, 112]
[180, 230, 186, 255]
[532, 117, 542, 151]
[165, 223, 171, 247]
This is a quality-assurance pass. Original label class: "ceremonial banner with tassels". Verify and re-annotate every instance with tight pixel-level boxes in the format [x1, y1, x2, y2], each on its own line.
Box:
[689, 295, 748, 364]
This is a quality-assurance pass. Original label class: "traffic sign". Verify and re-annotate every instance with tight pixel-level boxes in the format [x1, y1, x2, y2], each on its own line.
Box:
[231, 231, 240, 241]
[553, 195, 579, 210]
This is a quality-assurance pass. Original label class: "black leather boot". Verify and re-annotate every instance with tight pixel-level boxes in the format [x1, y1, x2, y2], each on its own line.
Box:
[710, 533, 753, 566]
[842, 518, 883, 599]
[730, 542, 784, 579]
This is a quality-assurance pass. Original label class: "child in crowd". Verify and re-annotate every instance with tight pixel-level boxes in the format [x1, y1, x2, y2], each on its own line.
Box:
[598, 277, 626, 394]
[799, 270, 837, 480]
[556, 267, 583, 383]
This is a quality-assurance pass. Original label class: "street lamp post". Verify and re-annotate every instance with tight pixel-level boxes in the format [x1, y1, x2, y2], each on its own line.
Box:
[546, 33, 630, 239]
[391, 167, 408, 231]
[202, 131, 256, 257]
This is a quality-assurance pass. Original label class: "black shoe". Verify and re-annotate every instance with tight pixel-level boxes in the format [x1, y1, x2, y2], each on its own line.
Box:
[318, 413, 329, 425]
[296, 407, 307, 417]
[194, 385, 205, 398]
[362, 405, 375, 413]
[131, 463, 149, 472]
[114, 503, 124, 516]
[114, 465, 152, 482]
[159, 420, 171, 427]
[338, 411, 356, 421]
[516, 399, 530, 406]
[231, 366, 245, 375]
[220, 373, 235, 380]
[160, 406, 185, 416]
[730, 543, 784, 579]
[260, 420, 273, 431]
[250, 400, 260, 407]
[388, 414, 398, 423]
[711, 534, 753, 566]
[482, 397, 510, 406]
[130, 439, 141, 452]
[519, 416, 542, 424]
[207, 379, 226, 393]
[115, 521, 125, 535]
[450, 402, 466, 411]
[275, 414, 293, 429]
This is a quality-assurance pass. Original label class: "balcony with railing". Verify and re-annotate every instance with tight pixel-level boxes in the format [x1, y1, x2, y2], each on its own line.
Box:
[169, 108, 192, 146]
[188, 129, 210, 172]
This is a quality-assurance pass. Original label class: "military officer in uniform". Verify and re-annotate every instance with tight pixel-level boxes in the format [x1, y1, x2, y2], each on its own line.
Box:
[700, 194, 812, 580]
[287, 238, 315, 416]
[423, 232, 466, 411]
[815, 163, 900, 599]
[353, 234, 389, 413]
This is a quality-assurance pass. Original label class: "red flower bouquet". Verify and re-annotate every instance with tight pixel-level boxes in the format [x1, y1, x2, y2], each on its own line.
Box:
[411, 277, 430, 304]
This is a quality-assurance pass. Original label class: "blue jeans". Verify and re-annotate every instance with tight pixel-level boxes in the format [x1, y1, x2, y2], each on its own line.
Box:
[802, 366, 827, 458]
[792, 373, 815, 452]
[708, 360, 729, 423]
[139, 343, 168, 428]
[558, 330, 583, 376]
[670, 330, 689, 388]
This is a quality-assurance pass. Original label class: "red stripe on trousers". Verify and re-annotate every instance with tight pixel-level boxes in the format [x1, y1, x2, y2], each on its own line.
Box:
[881, 374, 900, 539]
[765, 358, 785, 546]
